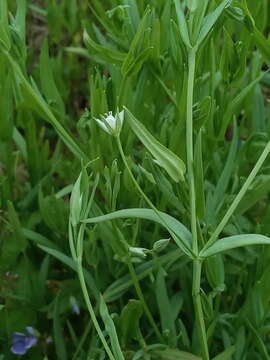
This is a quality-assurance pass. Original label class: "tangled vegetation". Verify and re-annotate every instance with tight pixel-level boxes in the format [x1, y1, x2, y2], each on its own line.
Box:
[1, 1, 270, 359]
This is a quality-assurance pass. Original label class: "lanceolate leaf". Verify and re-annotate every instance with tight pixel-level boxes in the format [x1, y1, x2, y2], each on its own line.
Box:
[152, 348, 202, 360]
[219, 72, 264, 137]
[200, 234, 270, 258]
[120, 300, 143, 345]
[99, 296, 125, 360]
[82, 208, 192, 248]
[38, 245, 99, 299]
[173, 0, 192, 48]
[83, 29, 126, 64]
[211, 346, 236, 360]
[197, 0, 231, 46]
[40, 39, 65, 117]
[5, 52, 86, 160]
[124, 106, 186, 182]
[253, 27, 270, 67]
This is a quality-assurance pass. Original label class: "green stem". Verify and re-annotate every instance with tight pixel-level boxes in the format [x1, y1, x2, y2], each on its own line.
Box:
[116, 136, 157, 211]
[187, 49, 198, 255]
[187, 49, 209, 360]
[5, 52, 87, 162]
[127, 258, 164, 342]
[203, 139, 270, 251]
[192, 260, 209, 357]
[75, 225, 116, 360]
[118, 75, 128, 108]
[77, 263, 116, 360]
[116, 136, 194, 258]
[72, 320, 92, 360]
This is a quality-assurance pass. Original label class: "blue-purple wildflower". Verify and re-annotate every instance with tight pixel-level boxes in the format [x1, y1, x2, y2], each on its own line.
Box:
[11, 327, 38, 355]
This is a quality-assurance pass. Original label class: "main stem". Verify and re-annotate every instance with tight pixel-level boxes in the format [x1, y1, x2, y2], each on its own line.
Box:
[77, 261, 116, 360]
[187, 49, 209, 360]
[75, 225, 116, 360]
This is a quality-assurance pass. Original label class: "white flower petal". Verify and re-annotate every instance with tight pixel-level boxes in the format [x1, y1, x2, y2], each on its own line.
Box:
[118, 110, 124, 126]
[105, 114, 117, 130]
[95, 118, 110, 133]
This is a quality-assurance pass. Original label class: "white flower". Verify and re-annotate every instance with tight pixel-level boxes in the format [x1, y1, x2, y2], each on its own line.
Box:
[95, 109, 124, 136]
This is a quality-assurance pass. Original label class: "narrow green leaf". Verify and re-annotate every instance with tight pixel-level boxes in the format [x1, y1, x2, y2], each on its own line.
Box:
[38, 245, 99, 300]
[220, 72, 264, 137]
[253, 27, 270, 67]
[104, 250, 183, 302]
[123, 0, 140, 36]
[123, 46, 153, 77]
[120, 300, 143, 345]
[83, 30, 126, 64]
[194, 130, 205, 219]
[13, 127, 27, 161]
[200, 234, 270, 258]
[197, 0, 231, 46]
[236, 175, 270, 215]
[205, 254, 225, 291]
[186, 0, 198, 12]
[40, 39, 65, 117]
[0, 74, 13, 142]
[206, 121, 238, 223]
[245, 319, 270, 360]
[252, 84, 266, 132]
[173, 0, 192, 48]
[121, 8, 151, 75]
[212, 346, 236, 360]
[53, 293, 68, 360]
[156, 268, 177, 346]
[124, 106, 186, 182]
[22, 228, 60, 250]
[0, 0, 11, 51]
[82, 208, 191, 247]
[70, 173, 83, 227]
[5, 52, 87, 160]
[15, 0, 26, 41]
[7, 201, 27, 253]
[99, 296, 125, 360]
[152, 348, 202, 360]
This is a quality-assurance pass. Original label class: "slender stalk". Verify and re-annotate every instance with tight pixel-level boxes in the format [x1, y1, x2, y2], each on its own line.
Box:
[77, 263, 116, 360]
[192, 260, 209, 357]
[203, 139, 270, 251]
[187, 49, 198, 255]
[186, 49, 209, 360]
[116, 136, 194, 258]
[127, 258, 164, 342]
[4, 52, 87, 162]
[74, 224, 116, 360]
[72, 320, 92, 360]
[118, 75, 128, 108]
[116, 136, 159, 212]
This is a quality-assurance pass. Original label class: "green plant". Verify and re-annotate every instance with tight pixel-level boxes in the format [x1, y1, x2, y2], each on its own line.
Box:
[1, 0, 270, 359]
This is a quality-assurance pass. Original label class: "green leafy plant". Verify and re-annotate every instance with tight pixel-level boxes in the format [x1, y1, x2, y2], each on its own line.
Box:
[1, 0, 270, 359]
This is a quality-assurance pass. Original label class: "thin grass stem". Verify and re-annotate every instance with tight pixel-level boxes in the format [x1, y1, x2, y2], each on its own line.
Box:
[127, 258, 164, 342]
[186, 48, 209, 360]
[203, 139, 270, 251]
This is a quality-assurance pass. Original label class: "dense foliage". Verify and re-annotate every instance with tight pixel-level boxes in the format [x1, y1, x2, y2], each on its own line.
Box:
[1, 0, 270, 359]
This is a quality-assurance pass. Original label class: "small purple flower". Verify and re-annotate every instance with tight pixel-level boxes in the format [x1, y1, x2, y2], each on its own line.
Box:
[11, 327, 38, 355]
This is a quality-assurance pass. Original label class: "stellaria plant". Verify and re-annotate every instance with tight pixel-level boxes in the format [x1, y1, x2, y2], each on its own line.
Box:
[1, 0, 270, 359]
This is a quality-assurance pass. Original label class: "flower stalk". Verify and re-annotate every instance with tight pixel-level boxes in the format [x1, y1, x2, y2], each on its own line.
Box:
[186, 48, 209, 360]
